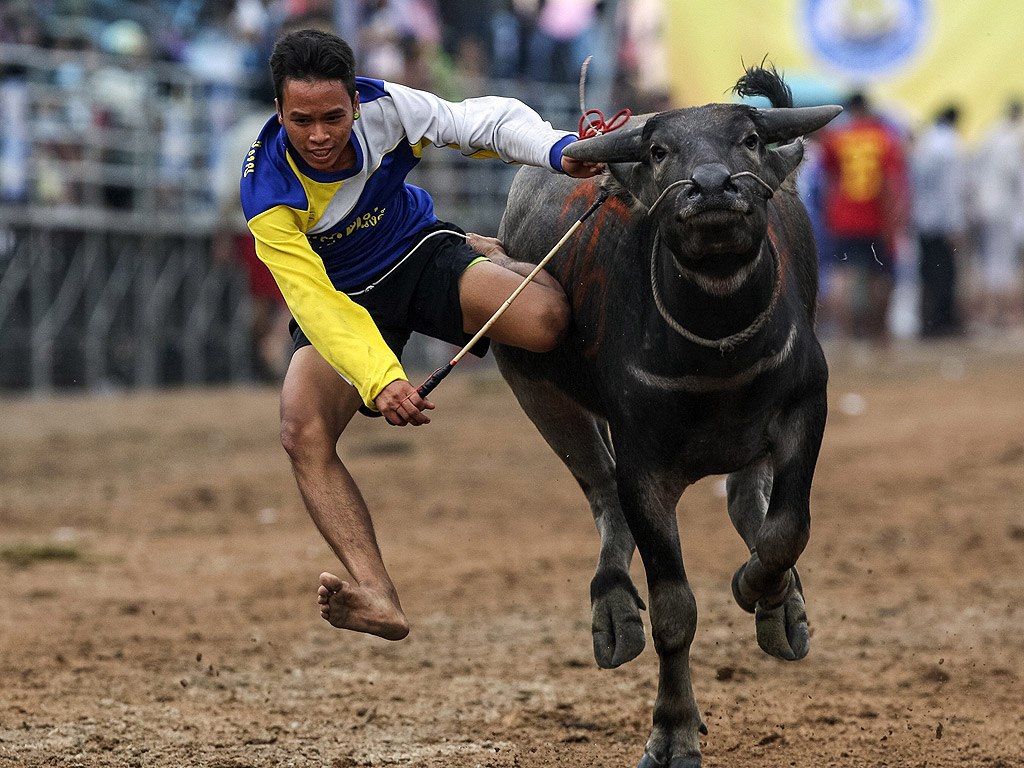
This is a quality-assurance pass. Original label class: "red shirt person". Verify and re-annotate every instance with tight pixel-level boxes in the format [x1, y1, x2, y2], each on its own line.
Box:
[818, 92, 910, 343]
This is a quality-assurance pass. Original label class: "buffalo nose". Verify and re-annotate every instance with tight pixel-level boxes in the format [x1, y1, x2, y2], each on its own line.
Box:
[689, 163, 733, 196]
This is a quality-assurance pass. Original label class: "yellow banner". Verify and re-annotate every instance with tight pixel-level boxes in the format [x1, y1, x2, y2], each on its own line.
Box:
[663, 0, 1023, 142]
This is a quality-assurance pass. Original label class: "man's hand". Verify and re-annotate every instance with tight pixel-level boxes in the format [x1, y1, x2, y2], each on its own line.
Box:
[376, 379, 435, 426]
[561, 155, 605, 179]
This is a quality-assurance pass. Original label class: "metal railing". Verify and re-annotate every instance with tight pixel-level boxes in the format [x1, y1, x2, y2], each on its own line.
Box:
[0, 43, 581, 392]
[0, 224, 253, 391]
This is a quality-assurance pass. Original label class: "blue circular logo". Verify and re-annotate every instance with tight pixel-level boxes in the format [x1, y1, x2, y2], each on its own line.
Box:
[802, 0, 929, 77]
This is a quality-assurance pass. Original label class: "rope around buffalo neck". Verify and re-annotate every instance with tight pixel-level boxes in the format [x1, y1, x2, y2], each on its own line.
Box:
[650, 230, 783, 354]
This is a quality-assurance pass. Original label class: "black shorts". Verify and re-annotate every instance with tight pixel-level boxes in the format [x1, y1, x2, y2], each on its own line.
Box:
[289, 220, 490, 415]
[828, 236, 894, 277]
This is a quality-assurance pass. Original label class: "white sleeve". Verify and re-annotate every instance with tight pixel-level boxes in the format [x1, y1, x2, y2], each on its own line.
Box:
[380, 80, 576, 171]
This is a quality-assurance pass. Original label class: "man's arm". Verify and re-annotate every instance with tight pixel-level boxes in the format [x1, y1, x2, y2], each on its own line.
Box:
[379, 80, 585, 173]
[248, 205, 408, 411]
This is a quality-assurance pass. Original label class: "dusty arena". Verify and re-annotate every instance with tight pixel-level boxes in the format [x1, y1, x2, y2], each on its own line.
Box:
[2, 340, 1023, 768]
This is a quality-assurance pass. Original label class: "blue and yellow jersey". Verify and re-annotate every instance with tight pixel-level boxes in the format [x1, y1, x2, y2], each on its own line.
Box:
[240, 77, 576, 410]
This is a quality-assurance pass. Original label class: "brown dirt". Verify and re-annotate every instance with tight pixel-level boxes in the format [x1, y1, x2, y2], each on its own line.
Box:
[2, 340, 1024, 768]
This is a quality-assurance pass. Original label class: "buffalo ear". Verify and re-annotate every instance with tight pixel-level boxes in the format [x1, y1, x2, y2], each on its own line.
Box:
[608, 161, 658, 207]
[608, 161, 640, 193]
[769, 139, 804, 183]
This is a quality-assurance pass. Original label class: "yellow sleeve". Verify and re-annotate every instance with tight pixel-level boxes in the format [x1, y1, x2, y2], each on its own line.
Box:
[248, 205, 407, 410]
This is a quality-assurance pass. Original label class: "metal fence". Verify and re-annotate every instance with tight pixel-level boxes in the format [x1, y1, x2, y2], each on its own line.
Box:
[0, 43, 581, 392]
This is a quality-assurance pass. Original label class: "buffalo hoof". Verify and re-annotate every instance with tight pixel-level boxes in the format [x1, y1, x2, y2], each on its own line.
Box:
[754, 570, 809, 660]
[592, 580, 646, 669]
[637, 753, 701, 768]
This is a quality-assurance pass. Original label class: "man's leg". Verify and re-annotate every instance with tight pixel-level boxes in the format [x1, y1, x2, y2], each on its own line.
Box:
[459, 233, 569, 351]
[827, 264, 855, 342]
[280, 344, 409, 640]
[867, 272, 893, 346]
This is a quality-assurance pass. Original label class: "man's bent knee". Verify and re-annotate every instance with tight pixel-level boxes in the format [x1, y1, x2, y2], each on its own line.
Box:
[528, 295, 570, 352]
[279, 347, 362, 464]
[459, 258, 570, 352]
[280, 409, 343, 466]
[502, 288, 570, 352]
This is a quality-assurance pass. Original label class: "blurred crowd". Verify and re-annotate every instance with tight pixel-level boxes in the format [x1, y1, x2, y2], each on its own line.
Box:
[2, 1, 1022, 345]
[0, 0, 659, 104]
[801, 92, 1024, 345]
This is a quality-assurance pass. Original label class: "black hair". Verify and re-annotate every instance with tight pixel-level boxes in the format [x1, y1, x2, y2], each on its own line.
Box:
[936, 105, 960, 126]
[269, 28, 357, 105]
[846, 91, 868, 113]
[733, 62, 794, 109]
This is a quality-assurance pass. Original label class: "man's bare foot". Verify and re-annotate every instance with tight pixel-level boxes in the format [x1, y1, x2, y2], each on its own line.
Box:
[317, 572, 410, 641]
[466, 232, 507, 260]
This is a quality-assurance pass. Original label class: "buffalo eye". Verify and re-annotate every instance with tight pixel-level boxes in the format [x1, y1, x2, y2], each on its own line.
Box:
[650, 144, 667, 162]
[742, 133, 760, 150]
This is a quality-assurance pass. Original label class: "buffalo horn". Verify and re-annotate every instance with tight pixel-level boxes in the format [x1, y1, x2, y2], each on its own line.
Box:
[754, 105, 843, 143]
[562, 113, 655, 164]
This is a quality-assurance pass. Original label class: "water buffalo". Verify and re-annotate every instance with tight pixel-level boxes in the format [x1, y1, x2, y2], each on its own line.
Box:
[492, 67, 841, 767]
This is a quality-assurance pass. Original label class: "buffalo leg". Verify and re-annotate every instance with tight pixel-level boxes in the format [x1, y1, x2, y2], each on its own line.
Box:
[730, 392, 826, 660]
[616, 462, 703, 768]
[726, 454, 773, 547]
[495, 366, 646, 668]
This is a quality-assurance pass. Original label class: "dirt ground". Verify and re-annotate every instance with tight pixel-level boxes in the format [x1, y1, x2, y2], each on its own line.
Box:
[2, 339, 1023, 768]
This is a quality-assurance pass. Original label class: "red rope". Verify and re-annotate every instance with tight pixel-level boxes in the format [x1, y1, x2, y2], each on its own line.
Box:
[578, 108, 632, 139]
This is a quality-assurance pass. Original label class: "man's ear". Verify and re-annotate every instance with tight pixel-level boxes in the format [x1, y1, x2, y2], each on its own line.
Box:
[275, 98, 283, 124]
[353, 91, 360, 115]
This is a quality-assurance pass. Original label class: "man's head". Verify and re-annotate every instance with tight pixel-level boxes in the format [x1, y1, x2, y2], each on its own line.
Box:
[846, 91, 868, 116]
[936, 105, 960, 128]
[270, 29, 360, 173]
[270, 29, 356, 105]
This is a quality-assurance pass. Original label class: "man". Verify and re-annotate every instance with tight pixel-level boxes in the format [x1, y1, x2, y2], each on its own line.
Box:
[240, 29, 601, 641]
[972, 101, 1024, 330]
[819, 91, 910, 346]
[910, 105, 967, 338]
